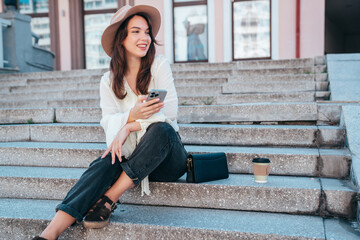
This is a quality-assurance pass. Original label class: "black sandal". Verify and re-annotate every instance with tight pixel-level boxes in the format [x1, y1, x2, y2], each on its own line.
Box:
[83, 195, 117, 229]
[32, 237, 47, 240]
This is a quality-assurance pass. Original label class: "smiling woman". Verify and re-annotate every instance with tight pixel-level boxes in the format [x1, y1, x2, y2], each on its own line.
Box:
[32, 4, 188, 240]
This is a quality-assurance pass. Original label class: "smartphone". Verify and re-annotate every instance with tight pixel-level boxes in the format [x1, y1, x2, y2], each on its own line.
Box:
[146, 89, 167, 104]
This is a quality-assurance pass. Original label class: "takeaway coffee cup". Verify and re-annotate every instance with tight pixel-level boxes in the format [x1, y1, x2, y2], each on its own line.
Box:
[252, 158, 271, 183]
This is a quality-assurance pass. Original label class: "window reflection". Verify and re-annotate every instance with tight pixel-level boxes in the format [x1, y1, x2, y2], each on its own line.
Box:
[30, 17, 51, 50]
[233, 0, 270, 59]
[19, 0, 49, 13]
[174, 5, 208, 62]
[85, 14, 113, 69]
[84, 0, 117, 10]
[19, 0, 50, 51]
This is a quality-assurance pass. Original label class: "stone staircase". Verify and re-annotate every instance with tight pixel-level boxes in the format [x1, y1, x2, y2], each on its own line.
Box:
[0, 57, 359, 239]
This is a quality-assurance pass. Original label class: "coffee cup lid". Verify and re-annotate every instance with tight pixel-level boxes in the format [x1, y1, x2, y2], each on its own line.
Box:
[252, 158, 270, 163]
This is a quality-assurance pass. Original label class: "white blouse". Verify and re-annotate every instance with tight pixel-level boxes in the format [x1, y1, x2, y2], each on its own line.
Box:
[99, 55, 179, 195]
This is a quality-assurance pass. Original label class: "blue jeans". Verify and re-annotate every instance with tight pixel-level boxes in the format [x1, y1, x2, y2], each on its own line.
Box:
[56, 122, 187, 222]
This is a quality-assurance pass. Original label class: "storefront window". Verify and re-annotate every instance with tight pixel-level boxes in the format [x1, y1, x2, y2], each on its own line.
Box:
[173, 1, 208, 62]
[84, 13, 113, 69]
[19, 0, 50, 50]
[233, 0, 271, 60]
[84, 0, 117, 11]
[83, 0, 118, 69]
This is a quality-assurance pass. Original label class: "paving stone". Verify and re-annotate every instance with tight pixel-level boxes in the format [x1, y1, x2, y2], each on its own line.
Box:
[321, 178, 358, 218]
[0, 124, 29, 142]
[315, 81, 329, 91]
[315, 73, 328, 81]
[319, 149, 351, 178]
[317, 104, 342, 125]
[0, 108, 54, 124]
[315, 65, 327, 74]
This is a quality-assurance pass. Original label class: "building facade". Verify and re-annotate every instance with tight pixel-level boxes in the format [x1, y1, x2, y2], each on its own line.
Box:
[0, 0, 358, 71]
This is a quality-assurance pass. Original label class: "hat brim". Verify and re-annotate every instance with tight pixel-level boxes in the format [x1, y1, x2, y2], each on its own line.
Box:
[101, 5, 161, 57]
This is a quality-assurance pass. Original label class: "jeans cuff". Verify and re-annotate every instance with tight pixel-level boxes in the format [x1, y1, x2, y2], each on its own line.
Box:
[120, 161, 141, 186]
[56, 203, 84, 223]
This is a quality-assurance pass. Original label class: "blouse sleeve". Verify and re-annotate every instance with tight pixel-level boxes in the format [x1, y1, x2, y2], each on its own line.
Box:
[135, 56, 178, 140]
[99, 73, 130, 147]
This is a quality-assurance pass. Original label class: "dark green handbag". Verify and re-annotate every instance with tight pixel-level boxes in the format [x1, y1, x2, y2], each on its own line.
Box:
[186, 152, 229, 183]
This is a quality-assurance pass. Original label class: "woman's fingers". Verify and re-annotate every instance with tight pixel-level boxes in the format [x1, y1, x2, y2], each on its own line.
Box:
[111, 149, 116, 165]
[102, 148, 110, 159]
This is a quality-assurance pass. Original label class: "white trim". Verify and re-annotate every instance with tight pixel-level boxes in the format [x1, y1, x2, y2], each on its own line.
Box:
[207, 0, 215, 63]
[271, 0, 279, 60]
[163, 0, 174, 63]
[223, 0, 232, 62]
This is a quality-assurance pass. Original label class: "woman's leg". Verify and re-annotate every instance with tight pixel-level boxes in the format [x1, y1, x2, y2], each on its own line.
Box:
[113, 122, 187, 190]
[105, 170, 134, 202]
[38, 155, 122, 239]
[40, 211, 75, 240]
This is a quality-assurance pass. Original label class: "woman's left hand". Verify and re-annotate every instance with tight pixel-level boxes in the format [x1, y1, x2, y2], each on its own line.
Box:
[102, 125, 130, 164]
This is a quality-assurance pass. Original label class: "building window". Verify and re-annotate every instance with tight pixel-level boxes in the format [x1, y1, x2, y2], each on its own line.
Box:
[232, 0, 271, 60]
[83, 0, 119, 69]
[173, 0, 208, 63]
[19, 0, 51, 50]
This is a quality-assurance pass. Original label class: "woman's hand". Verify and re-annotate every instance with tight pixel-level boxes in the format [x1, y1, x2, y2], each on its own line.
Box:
[101, 125, 131, 164]
[128, 95, 164, 122]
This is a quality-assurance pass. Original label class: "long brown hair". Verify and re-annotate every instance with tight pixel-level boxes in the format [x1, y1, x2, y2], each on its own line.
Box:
[110, 13, 158, 99]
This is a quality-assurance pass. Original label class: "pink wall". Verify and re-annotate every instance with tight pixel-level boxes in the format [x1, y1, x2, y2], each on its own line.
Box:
[300, 0, 325, 57]
[58, 1, 71, 70]
[278, 0, 325, 59]
[278, 0, 296, 59]
[214, 0, 224, 62]
[134, 0, 165, 55]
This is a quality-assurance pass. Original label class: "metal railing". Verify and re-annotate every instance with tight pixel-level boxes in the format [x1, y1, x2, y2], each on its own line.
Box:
[0, 18, 11, 68]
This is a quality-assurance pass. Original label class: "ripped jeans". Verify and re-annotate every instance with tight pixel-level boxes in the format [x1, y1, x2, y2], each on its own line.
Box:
[56, 122, 187, 222]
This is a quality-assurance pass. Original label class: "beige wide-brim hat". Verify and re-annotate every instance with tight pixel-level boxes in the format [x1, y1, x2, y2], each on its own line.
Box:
[101, 4, 161, 57]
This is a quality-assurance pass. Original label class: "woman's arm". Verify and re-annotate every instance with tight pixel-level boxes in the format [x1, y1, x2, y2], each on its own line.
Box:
[102, 121, 141, 164]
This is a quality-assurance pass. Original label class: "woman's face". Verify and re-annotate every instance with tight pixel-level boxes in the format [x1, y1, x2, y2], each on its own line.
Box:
[122, 15, 152, 59]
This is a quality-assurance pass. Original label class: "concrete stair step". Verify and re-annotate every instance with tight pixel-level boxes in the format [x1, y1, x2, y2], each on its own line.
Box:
[316, 81, 329, 91]
[0, 98, 100, 108]
[228, 74, 314, 82]
[171, 58, 314, 71]
[172, 67, 314, 78]
[52, 102, 320, 124]
[0, 89, 99, 101]
[0, 68, 106, 81]
[3, 199, 354, 240]
[1, 102, 325, 124]
[180, 92, 316, 104]
[0, 142, 350, 178]
[1, 83, 318, 100]
[0, 123, 345, 148]
[8, 82, 100, 93]
[316, 91, 331, 100]
[0, 91, 316, 108]
[222, 81, 315, 93]
[0, 166, 356, 218]
[175, 77, 227, 86]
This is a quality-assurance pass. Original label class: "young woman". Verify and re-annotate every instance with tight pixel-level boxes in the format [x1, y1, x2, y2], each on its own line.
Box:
[33, 4, 187, 240]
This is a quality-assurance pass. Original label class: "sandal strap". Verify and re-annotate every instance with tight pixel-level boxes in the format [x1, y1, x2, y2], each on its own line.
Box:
[101, 195, 117, 211]
[93, 195, 116, 212]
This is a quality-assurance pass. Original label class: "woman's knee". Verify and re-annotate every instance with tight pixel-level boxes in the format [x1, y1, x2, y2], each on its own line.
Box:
[146, 122, 177, 141]
[89, 154, 120, 173]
